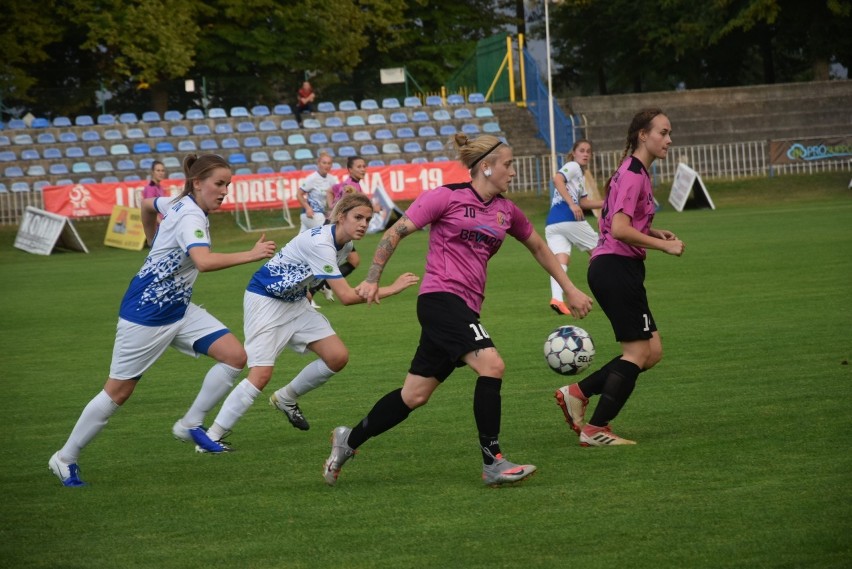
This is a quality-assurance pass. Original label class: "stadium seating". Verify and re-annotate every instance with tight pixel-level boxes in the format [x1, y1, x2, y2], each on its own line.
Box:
[21, 149, 39, 160]
[96, 114, 114, 125]
[119, 112, 139, 124]
[162, 157, 180, 168]
[33, 180, 50, 191]
[346, 116, 365, 127]
[433, 155, 450, 162]
[361, 99, 379, 110]
[11, 182, 30, 192]
[76, 115, 95, 126]
[367, 114, 386, 125]
[208, 108, 227, 119]
[244, 136, 262, 148]
[0, 135, 9, 145]
[281, 119, 299, 130]
[411, 157, 428, 164]
[439, 125, 457, 136]
[418, 126, 437, 137]
[272, 149, 291, 161]
[104, 129, 122, 140]
[330, 131, 349, 143]
[66, 146, 84, 158]
[72, 162, 92, 174]
[251, 151, 270, 163]
[433, 110, 451, 121]
[425, 95, 443, 107]
[7, 119, 26, 129]
[155, 141, 175, 153]
[389, 158, 407, 165]
[79, 177, 96, 183]
[403, 97, 421, 108]
[94, 160, 114, 172]
[200, 139, 218, 150]
[139, 158, 154, 169]
[382, 143, 401, 154]
[81, 130, 100, 141]
[368, 159, 385, 167]
[266, 135, 284, 146]
[325, 116, 344, 128]
[50, 164, 69, 175]
[259, 120, 277, 131]
[230, 106, 250, 117]
[116, 159, 136, 171]
[468, 93, 486, 104]
[353, 130, 372, 142]
[148, 126, 167, 137]
[221, 138, 240, 149]
[257, 166, 275, 174]
[101, 176, 119, 183]
[123, 175, 141, 182]
[453, 108, 472, 120]
[302, 118, 322, 129]
[482, 122, 501, 133]
[164, 110, 183, 121]
[287, 134, 307, 145]
[192, 124, 211, 135]
[309, 133, 328, 144]
[374, 129, 393, 140]
[178, 140, 197, 151]
[43, 148, 62, 159]
[273, 104, 292, 115]
[280, 165, 296, 172]
[461, 123, 480, 134]
[37, 133, 56, 144]
[170, 125, 189, 137]
[237, 121, 256, 133]
[142, 111, 161, 122]
[110, 144, 130, 155]
[126, 128, 145, 139]
[396, 127, 415, 138]
[5, 166, 23, 177]
[447, 94, 465, 105]
[382, 98, 401, 109]
[317, 102, 335, 112]
[0, 150, 15, 161]
[360, 144, 379, 156]
[27, 165, 46, 176]
[302, 164, 318, 172]
[339, 100, 357, 112]
[293, 148, 313, 160]
[338, 146, 356, 158]
[14, 134, 33, 145]
[390, 112, 408, 124]
[475, 107, 494, 118]
[88, 145, 107, 157]
[186, 109, 205, 120]
[53, 116, 72, 127]
[251, 105, 270, 117]
[228, 153, 247, 164]
[58, 132, 78, 143]
[214, 123, 233, 134]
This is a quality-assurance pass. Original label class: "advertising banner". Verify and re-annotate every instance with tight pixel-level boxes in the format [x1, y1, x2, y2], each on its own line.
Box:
[104, 205, 147, 250]
[769, 137, 852, 165]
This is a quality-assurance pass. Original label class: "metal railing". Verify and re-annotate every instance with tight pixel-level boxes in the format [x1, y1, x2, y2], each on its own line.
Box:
[2, 140, 850, 225]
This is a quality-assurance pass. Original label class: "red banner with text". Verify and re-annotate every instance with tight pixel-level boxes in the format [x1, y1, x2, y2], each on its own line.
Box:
[42, 161, 471, 219]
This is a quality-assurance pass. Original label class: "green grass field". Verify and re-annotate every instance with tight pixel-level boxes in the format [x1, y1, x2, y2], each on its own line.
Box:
[1, 172, 850, 568]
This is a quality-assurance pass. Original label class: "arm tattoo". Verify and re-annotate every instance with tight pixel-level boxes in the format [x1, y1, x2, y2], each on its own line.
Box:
[365, 216, 412, 283]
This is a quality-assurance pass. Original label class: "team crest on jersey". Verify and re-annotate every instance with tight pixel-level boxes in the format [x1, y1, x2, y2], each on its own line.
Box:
[194, 229, 204, 238]
[323, 264, 334, 273]
[496, 212, 505, 226]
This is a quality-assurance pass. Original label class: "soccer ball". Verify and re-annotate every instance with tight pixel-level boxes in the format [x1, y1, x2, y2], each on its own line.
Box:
[544, 325, 595, 375]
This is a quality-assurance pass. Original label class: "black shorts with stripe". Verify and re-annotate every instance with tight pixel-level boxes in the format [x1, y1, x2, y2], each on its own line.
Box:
[409, 292, 495, 381]
[587, 254, 656, 342]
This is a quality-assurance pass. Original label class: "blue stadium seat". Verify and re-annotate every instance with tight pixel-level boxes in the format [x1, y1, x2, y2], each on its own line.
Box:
[186, 109, 205, 120]
[36, 132, 54, 144]
[367, 114, 386, 125]
[59, 132, 78, 143]
[27, 164, 46, 176]
[78, 177, 96, 184]
[360, 99, 379, 110]
[389, 112, 408, 124]
[257, 166, 275, 174]
[142, 111, 161, 122]
[4, 166, 23, 177]
[168, 171, 186, 179]
[178, 140, 197, 151]
[382, 98, 401, 109]
[468, 93, 486, 104]
[310, 133, 328, 144]
[119, 112, 139, 124]
[170, 125, 189, 137]
[155, 141, 175, 152]
[228, 152, 247, 164]
[447, 94, 465, 105]
[88, 145, 107, 157]
[0, 150, 15, 161]
[294, 148, 313, 160]
[251, 105, 270, 117]
[66, 146, 84, 158]
[94, 160, 114, 172]
[53, 116, 72, 127]
[433, 110, 451, 121]
[433, 155, 450, 162]
[32, 118, 50, 128]
[374, 129, 393, 140]
[368, 159, 385, 167]
[258, 120, 276, 132]
[317, 101, 335, 112]
[214, 123, 233, 134]
[339, 100, 357, 112]
[280, 119, 299, 130]
[81, 130, 100, 142]
[461, 123, 480, 135]
[49, 163, 69, 175]
[96, 114, 114, 125]
[76, 115, 95, 126]
[126, 128, 145, 139]
[164, 156, 182, 168]
[11, 182, 30, 192]
[0, 135, 10, 146]
[346, 116, 365, 127]
[273, 104, 292, 115]
[101, 175, 120, 183]
[7, 119, 25, 129]
[453, 108, 472, 120]
[221, 138, 240, 149]
[192, 124, 211, 135]
[208, 108, 227, 119]
[403, 97, 421, 108]
[200, 139, 218, 150]
[0, 182, 11, 193]
[272, 149, 291, 161]
[110, 144, 130, 155]
[482, 122, 501, 133]
[104, 129, 122, 140]
[330, 131, 349, 143]
[230, 106, 250, 118]
[33, 180, 50, 191]
[250, 150, 270, 163]
[280, 165, 297, 172]
[301, 164, 318, 172]
[439, 125, 457, 136]
[72, 161, 92, 174]
[116, 159, 136, 171]
[412, 111, 430, 122]
[266, 135, 284, 146]
[425, 95, 443, 107]
[133, 143, 152, 154]
[381, 143, 401, 154]
[164, 110, 183, 121]
[43, 148, 62, 159]
[353, 130, 372, 142]
[123, 175, 141, 182]
[418, 126, 437, 137]
[360, 144, 379, 156]
[21, 149, 40, 160]
[396, 127, 415, 138]
[148, 126, 167, 137]
[13, 134, 33, 145]
[404, 141, 423, 153]
[475, 107, 494, 118]
[325, 116, 344, 128]
[55, 178, 73, 186]
[287, 134, 307, 145]
[389, 158, 407, 166]
[243, 136, 262, 148]
[139, 157, 154, 169]
[302, 118, 322, 129]
[338, 145, 357, 158]
[236, 121, 256, 133]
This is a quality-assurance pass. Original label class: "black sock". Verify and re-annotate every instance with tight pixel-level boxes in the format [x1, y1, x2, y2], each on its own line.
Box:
[474, 376, 502, 464]
[347, 388, 412, 449]
[588, 359, 641, 427]
[339, 261, 355, 277]
[577, 356, 622, 398]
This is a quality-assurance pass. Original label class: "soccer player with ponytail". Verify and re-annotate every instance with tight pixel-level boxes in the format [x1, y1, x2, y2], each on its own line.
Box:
[555, 109, 686, 446]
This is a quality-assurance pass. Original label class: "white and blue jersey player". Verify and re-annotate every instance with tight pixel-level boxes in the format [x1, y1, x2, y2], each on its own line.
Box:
[544, 139, 603, 315]
[297, 152, 338, 232]
[49, 154, 276, 486]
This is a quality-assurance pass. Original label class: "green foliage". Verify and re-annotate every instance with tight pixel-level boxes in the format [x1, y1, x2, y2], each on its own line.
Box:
[1, 173, 851, 568]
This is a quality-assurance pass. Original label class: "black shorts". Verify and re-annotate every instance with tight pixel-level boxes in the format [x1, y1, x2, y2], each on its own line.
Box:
[587, 254, 656, 343]
[409, 292, 495, 381]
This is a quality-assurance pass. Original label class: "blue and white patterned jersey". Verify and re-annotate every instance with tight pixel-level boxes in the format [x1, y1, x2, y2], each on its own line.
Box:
[299, 171, 338, 214]
[546, 161, 588, 225]
[247, 224, 352, 302]
[119, 195, 210, 325]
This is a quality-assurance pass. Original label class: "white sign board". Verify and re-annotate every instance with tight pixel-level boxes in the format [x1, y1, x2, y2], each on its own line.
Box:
[669, 163, 715, 212]
[14, 206, 89, 255]
[367, 185, 406, 234]
[380, 67, 405, 85]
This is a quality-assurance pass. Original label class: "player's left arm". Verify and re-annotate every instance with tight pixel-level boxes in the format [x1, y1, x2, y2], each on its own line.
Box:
[355, 214, 418, 304]
[521, 230, 593, 318]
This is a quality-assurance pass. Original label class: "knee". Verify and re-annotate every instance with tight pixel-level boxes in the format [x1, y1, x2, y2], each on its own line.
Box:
[403, 391, 430, 409]
[644, 345, 663, 370]
[227, 349, 248, 370]
[480, 357, 505, 379]
[324, 349, 349, 373]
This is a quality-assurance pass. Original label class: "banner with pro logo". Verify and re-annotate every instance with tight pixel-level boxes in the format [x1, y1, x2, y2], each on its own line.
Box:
[769, 136, 852, 165]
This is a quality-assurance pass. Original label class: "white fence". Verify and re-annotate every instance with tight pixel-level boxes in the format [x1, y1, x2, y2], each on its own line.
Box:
[2, 140, 850, 225]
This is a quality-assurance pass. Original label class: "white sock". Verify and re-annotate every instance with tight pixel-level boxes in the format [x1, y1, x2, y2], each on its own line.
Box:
[180, 362, 242, 428]
[211, 378, 262, 434]
[59, 390, 119, 463]
[550, 264, 568, 300]
[274, 359, 336, 402]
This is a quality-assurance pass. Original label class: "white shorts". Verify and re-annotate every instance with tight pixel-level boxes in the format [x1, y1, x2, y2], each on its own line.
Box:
[299, 212, 326, 233]
[545, 221, 599, 255]
[243, 291, 335, 367]
[109, 303, 229, 380]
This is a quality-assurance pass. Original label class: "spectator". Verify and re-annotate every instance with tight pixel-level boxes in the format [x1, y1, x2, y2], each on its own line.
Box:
[294, 80, 316, 127]
[142, 161, 167, 199]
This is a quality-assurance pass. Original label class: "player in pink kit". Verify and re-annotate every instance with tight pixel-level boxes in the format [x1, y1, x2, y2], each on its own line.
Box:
[555, 108, 686, 447]
[322, 133, 594, 486]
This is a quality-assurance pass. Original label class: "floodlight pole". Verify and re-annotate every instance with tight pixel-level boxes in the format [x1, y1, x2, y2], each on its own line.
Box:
[545, 0, 557, 173]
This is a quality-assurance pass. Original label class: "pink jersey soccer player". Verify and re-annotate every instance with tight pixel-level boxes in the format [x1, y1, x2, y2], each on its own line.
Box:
[321, 133, 594, 487]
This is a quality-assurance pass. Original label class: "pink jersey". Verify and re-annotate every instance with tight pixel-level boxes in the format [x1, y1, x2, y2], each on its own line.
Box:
[330, 178, 363, 208]
[592, 156, 656, 260]
[405, 182, 534, 314]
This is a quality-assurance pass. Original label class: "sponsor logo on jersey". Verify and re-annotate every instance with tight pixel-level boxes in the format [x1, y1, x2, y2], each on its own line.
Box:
[323, 264, 334, 273]
[194, 229, 204, 238]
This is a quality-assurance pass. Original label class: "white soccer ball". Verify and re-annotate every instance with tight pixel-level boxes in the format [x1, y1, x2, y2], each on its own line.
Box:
[543, 325, 596, 376]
